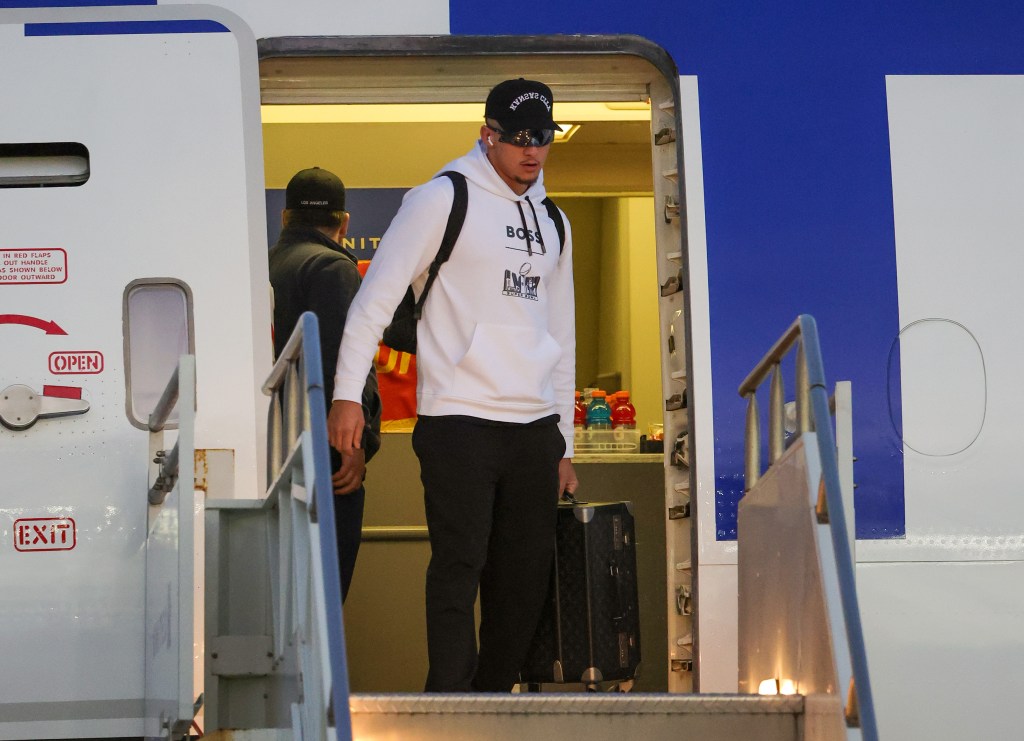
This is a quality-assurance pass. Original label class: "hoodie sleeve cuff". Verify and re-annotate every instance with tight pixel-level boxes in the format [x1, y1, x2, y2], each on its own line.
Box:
[333, 377, 367, 403]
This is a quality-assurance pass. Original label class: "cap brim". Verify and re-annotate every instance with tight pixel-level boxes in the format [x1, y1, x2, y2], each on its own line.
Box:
[496, 117, 563, 132]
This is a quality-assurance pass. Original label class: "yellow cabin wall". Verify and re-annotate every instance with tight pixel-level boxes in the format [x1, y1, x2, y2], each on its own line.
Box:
[621, 197, 661, 434]
[557, 197, 658, 433]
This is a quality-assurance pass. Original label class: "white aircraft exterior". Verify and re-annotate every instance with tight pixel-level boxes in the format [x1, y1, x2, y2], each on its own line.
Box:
[1, 2, 1021, 739]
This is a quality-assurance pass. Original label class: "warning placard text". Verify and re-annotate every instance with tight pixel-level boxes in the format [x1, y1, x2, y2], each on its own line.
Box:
[0, 249, 67, 284]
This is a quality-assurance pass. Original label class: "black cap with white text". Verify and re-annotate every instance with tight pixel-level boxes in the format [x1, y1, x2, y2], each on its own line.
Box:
[285, 167, 346, 211]
[485, 79, 563, 132]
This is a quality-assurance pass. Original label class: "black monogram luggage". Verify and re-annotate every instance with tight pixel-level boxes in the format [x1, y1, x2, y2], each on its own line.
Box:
[520, 499, 641, 689]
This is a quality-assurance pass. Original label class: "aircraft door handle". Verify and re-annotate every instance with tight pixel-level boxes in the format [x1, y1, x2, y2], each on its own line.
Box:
[0, 384, 89, 430]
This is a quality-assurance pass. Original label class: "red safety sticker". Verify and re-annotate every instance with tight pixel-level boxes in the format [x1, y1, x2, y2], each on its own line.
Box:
[0, 249, 67, 285]
[14, 517, 77, 552]
[49, 351, 103, 375]
[42, 385, 82, 400]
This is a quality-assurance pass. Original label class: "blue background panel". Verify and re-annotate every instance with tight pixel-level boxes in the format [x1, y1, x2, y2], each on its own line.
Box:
[450, 1, 1024, 539]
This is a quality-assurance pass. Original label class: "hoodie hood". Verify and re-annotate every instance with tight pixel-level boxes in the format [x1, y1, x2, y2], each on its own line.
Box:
[435, 140, 547, 202]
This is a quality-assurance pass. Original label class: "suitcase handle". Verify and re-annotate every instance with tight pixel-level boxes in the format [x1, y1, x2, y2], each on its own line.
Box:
[560, 490, 588, 505]
[609, 555, 626, 627]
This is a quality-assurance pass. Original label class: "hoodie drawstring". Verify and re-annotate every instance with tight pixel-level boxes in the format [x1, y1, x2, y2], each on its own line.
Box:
[515, 200, 533, 257]
[522, 197, 547, 256]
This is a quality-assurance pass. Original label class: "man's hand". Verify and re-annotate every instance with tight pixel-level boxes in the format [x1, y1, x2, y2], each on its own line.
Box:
[332, 448, 366, 495]
[558, 458, 578, 499]
[328, 399, 364, 456]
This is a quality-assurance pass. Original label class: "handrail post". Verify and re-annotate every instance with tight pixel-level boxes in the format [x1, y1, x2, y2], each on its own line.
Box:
[283, 362, 301, 464]
[299, 352, 312, 434]
[768, 363, 785, 463]
[267, 392, 283, 484]
[744, 392, 761, 492]
[795, 340, 811, 434]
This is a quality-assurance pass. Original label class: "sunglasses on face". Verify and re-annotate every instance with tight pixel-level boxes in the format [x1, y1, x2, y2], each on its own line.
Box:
[488, 126, 556, 148]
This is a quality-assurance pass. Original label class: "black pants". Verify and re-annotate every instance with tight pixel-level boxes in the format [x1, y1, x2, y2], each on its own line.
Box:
[412, 415, 565, 692]
[331, 448, 365, 603]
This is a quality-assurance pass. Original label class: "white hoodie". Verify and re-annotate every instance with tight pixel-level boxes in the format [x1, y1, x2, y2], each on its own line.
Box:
[333, 141, 576, 456]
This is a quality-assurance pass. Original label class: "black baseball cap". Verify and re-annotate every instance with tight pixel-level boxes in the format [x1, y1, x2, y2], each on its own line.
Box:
[485, 79, 563, 132]
[285, 167, 346, 211]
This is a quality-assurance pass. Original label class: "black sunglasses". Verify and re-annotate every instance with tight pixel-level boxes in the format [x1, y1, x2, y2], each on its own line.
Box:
[488, 126, 556, 148]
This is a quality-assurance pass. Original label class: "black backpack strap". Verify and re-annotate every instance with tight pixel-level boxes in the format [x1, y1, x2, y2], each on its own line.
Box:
[541, 197, 565, 254]
[413, 170, 468, 320]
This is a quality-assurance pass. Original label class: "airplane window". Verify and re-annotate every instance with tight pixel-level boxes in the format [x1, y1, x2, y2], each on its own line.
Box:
[0, 142, 89, 188]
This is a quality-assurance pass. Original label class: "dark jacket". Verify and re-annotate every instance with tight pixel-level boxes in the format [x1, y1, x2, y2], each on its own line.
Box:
[269, 224, 382, 464]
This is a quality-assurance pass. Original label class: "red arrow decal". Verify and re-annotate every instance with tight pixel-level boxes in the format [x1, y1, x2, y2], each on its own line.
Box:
[0, 314, 67, 335]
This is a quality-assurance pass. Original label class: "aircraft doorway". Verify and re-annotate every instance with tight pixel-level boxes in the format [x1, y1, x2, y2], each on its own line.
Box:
[256, 36, 693, 694]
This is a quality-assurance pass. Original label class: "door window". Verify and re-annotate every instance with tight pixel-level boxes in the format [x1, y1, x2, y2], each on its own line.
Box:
[123, 279, 194, 428]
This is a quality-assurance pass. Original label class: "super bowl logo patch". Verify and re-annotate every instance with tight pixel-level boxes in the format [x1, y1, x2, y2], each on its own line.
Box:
[503, 263, 540, 301]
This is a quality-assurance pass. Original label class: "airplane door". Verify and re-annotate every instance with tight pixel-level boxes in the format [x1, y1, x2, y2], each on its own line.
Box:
[0, 5, 269, 738]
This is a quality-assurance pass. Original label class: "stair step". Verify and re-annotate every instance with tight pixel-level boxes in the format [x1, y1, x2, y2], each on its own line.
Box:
[351, 693, 804, 741]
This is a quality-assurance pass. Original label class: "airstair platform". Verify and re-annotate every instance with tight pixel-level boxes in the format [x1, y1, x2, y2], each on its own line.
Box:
[205, 693, 837, 741]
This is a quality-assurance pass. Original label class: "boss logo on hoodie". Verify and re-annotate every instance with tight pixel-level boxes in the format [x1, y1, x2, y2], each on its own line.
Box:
[503, 262, 541, 301]
[505, 225, 546, 253]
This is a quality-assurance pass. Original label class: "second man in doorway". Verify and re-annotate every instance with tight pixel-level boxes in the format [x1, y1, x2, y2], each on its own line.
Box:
[269, 166, 382, 602]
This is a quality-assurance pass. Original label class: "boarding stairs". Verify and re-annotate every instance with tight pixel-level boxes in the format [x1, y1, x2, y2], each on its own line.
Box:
[154, 313, 877, 741]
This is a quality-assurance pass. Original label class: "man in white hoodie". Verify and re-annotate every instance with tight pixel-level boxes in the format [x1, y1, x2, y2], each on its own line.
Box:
[328, 79, 578, 692]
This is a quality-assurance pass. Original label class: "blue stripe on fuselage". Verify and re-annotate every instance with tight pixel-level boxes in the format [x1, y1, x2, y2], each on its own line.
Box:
[1, 1, 154, 6]
[25, 19, 227, 35]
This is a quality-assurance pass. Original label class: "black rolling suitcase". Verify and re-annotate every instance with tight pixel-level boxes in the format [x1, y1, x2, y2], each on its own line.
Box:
[521, 498, 641, 689]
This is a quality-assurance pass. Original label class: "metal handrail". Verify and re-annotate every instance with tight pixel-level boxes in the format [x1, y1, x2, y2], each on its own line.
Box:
[149, 364, 181, 432]
[261, 311, 352, 741]
[147, 361, 192, 506]
[263, 315, 307, 394]
[738, 314, 878, 741]
[739, 320, 813, 490]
